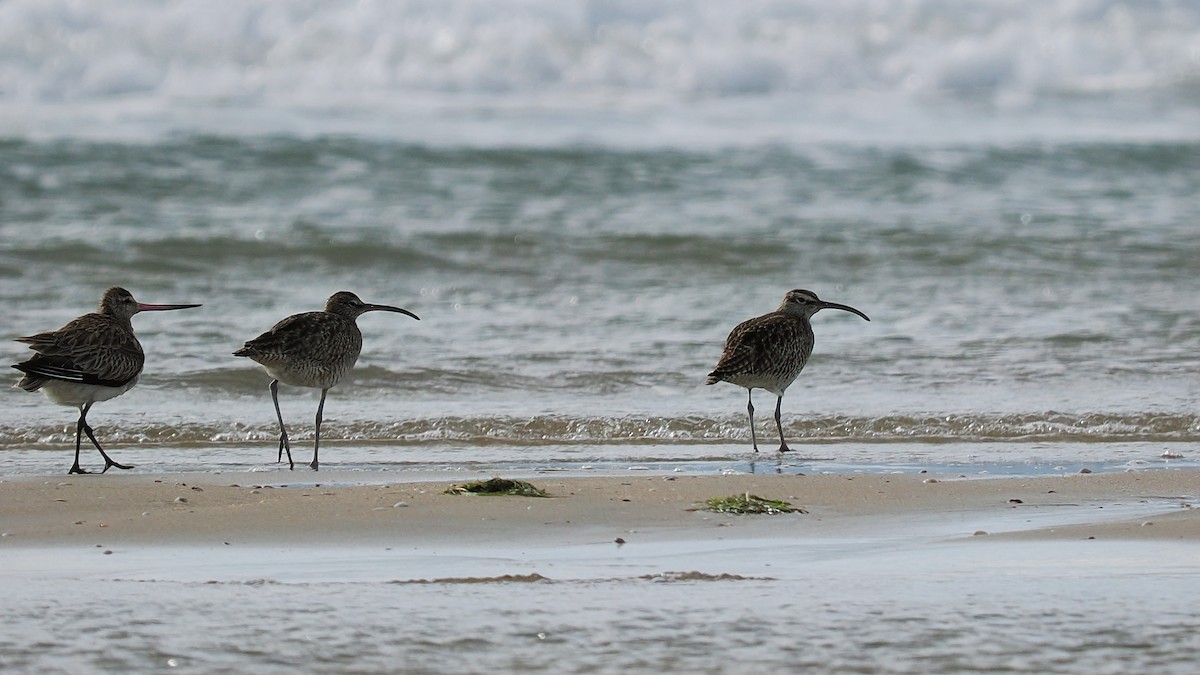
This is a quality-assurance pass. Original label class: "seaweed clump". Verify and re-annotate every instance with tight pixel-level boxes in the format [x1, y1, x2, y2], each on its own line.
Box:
[699, 492, 805, 515]
[444, 477, 550, 497]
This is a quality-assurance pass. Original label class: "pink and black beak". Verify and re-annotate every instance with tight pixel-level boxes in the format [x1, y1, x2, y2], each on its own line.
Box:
[136, 302, 202, 313]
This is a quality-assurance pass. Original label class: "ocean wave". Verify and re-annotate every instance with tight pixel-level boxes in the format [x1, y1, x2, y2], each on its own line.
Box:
[3, 1, 1199, 144]
[3, 412, 1197, 449]
[4, 1, 1196, 102]
[5, 138, 1197, 277]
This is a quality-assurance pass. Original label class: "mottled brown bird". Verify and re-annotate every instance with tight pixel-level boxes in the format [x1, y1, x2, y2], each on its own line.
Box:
[11, 287, 202, 474]
[234, 291, 419, 471]
[707, 289, 869, 453]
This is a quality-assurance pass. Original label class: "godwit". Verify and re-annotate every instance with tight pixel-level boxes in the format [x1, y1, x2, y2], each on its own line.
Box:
[707, 289, 869, 453]
[234, 291, 419, 471]
[11, 287, 202, 474]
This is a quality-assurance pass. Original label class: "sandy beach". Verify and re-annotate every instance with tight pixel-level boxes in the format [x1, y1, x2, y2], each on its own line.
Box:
[3, 468, 1200, 673]
[3, 469, 1198, 549]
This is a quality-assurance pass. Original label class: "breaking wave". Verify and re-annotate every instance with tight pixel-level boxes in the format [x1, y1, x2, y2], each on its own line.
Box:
[3, 412, 1197, 449]
[4, 0, 1200, 145]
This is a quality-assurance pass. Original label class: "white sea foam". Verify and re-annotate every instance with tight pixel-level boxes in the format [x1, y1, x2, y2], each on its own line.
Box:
[2, 0, 1199, 144]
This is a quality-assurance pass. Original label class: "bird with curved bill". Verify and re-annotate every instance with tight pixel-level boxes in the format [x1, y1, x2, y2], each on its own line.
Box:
[707, 289, 869, 453]
[234, 291, 419, 471]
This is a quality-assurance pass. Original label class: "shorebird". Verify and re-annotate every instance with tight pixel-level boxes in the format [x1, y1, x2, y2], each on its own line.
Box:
[707, 289, 869, 453]
[11, 287, 202, 474]
[234, 291, 419, 471]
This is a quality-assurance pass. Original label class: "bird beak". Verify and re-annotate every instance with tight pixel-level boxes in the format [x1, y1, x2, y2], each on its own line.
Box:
[819, 301, 870, 321]
[137, 303, 203, 312]
[365, 304, 420, 320]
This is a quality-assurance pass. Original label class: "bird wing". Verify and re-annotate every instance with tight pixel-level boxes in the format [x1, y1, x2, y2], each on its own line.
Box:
[708, 314, 795, 380]
[234, 312, 356, 360]
[13, 314, 143, 387]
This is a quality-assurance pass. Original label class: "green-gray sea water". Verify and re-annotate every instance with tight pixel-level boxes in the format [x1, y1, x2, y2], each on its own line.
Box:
[3, 2, 1200, 673]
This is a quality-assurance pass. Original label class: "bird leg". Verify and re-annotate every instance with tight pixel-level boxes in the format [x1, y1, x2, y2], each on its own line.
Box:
[86, 423, 133, 473]
[76, 403, 133, 473]
[774, 395, 791, 453]
[746, 390, 759, 452]
[70, 406, 90, 475]
[310, 388, 327, 471]
[270, 379, 294, 470]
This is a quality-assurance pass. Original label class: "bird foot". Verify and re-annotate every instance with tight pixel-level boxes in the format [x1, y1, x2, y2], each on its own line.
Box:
[776, 444, 792, 453]
[69, 465, 91, 475]
[102, 460, 134, 473]
[309, 460, 319, 471]
[277, 434, 294, 470]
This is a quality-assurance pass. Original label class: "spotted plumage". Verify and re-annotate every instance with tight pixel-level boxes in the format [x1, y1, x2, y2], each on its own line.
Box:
[234, 291, 419, 471]
[11, 287, 202, 474]
[707, 289, 869, 453]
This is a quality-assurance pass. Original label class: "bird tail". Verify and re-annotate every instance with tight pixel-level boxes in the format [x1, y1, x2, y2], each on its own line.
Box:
[11, 364, 45, 392]
[705, 371, 722, 386]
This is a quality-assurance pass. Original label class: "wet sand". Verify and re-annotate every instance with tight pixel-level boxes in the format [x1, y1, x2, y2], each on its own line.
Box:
[3, 470, 1197, 550]
[4, 468, 1200, 673]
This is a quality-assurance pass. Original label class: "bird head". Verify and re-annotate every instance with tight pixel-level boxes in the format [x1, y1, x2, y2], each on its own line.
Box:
[779, 289, 870, 321]
[99, 287, 201, 320]
[325, 291, 420, 321]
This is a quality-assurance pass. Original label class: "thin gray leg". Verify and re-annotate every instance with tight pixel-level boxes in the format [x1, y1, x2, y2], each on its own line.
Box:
[774, 395, 791, 453]
[747, 390, 759, 452]
[310, 388, 328, 471]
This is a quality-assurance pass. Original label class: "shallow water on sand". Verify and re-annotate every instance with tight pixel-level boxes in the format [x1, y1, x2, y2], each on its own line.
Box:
[3, 498, 1199, 674]
[3, 440, 1199, 481]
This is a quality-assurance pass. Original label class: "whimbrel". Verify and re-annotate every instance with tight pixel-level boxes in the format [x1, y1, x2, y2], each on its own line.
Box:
[234, 291, 419, 471]
[11, 287, 202, 474]
[706, 289, 869, 453]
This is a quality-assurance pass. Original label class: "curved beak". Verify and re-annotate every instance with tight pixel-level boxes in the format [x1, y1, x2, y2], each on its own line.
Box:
[819, 301, 870, 321]
[137, 302, 202, 312]
[365, 304, 420, 321]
